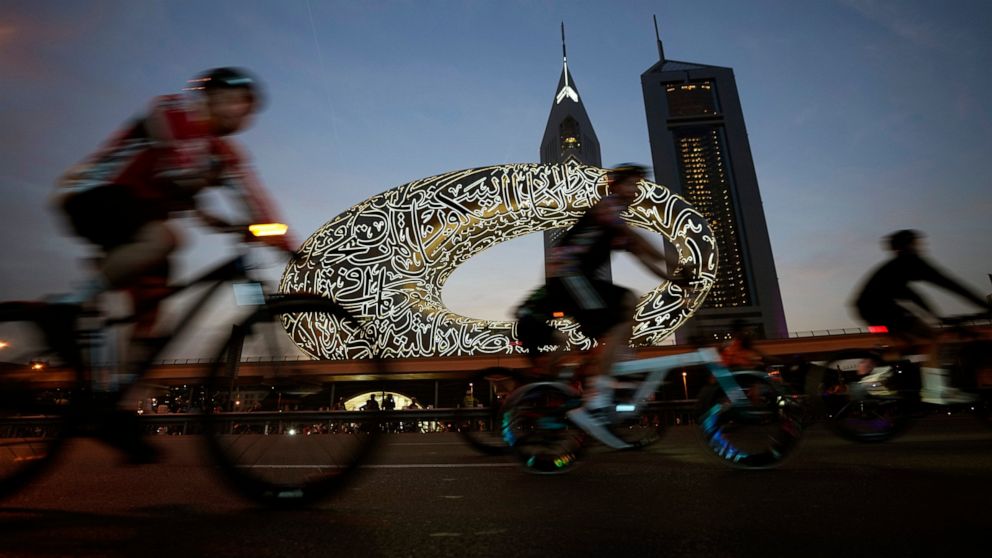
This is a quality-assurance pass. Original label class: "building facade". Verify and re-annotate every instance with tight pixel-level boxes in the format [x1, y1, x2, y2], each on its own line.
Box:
[641, 33, 787, 340]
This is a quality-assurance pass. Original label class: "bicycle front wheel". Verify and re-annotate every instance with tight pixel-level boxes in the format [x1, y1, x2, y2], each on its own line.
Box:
[0, 303, 75, 500]
[816, 352, 911, 443]
[696, 372, 804, 469]
[203, 295, 384, 507]
[502, 382, 585, 474]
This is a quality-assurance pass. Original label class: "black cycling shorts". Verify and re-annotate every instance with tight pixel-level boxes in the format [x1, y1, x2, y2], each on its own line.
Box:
[62, 184, 154, 250]
[546, 276, 632, 340]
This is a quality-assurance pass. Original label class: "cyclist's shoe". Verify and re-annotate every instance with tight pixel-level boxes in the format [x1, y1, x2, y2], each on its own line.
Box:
[97, 410, 160, 465]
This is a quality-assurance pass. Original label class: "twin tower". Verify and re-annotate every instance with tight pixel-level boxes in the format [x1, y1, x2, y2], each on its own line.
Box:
[541, 23, 788, 341]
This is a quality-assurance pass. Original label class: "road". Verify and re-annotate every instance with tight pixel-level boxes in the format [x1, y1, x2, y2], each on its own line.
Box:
[1, 416, 990, 557]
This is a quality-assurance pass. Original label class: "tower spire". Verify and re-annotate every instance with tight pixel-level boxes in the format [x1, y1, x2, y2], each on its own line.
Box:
[555, 22, 578, 104]
[653, 14, 666, 63]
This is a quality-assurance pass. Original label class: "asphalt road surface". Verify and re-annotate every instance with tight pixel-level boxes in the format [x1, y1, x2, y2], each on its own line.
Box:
[1, 416, 990, 558]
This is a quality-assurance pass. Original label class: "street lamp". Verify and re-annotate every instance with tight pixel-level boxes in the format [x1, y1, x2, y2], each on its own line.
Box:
[0, 340, 8, 350]
[682, 371, 688, 400]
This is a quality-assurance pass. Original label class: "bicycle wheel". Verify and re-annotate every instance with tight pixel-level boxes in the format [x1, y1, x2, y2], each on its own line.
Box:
[815, 351, 911, 443]
[695, 372, 804, 469]
[203, 295, 384, 507]
[501, 382, 585, 474]
[0, 303, 75, 500]
[455, 368, 523, 456]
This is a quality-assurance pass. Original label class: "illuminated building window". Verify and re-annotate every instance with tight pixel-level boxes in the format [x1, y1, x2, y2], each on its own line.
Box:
[560, 117, 582, 153]
[672, 125, 751, 308]
[665, 80, 718, 117]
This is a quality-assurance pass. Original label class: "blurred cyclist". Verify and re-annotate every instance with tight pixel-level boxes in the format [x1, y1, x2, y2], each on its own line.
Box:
[516, 164, 690, 422]
[54, 67, 295, 337]
[719, 319, 766, 370]
[853, 229, 990, 402]
[49, 68, 295, 461]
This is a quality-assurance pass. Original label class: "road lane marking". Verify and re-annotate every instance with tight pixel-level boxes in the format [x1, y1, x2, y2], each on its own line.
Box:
[239, 463, 518, 469]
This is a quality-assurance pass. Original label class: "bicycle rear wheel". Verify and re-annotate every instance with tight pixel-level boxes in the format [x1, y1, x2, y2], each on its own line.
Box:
[0, 303, 75, 500]
[455, 368, 523, 456]
[695, 372, 804, 469]
[203, 295, 384, 507]
[502, 382, 585, 474]
[816, 352, 912, 443]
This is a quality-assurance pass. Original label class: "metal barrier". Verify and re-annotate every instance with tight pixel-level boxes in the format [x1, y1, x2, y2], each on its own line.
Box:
[1, 401, 701, 438]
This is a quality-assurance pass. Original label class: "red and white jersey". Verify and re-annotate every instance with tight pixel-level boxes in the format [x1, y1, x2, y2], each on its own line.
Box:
[60, 94, 285, 229]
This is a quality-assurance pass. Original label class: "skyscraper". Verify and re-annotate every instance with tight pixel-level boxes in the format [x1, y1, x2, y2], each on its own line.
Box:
[640, 20, 787, 340]
[540, 24, 607, 280]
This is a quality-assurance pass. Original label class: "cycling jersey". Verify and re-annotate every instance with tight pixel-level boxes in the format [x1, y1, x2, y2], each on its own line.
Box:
[546, 194, 630, 279]
[58, 94, 284, 246]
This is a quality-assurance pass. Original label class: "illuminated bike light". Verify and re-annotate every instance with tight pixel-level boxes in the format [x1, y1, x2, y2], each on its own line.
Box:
[867, 325, 889, 334]
[615, 404, 636, 413]
[249, 223, 289, 237]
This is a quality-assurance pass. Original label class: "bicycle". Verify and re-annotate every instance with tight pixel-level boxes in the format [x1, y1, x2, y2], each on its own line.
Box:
[0, 224, 386, 507]
[497, 347, 805, 473]
[799, 313, 992, 443]
[455, 365, 668, 456]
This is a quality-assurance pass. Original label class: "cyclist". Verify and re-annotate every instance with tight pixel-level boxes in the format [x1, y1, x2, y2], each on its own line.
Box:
[516, 164, 690, 423]
[719, 319, 766, 370]
[54, 67, 294, 331]
[49, 67, 295, 460]
[853, 229, 990, 403]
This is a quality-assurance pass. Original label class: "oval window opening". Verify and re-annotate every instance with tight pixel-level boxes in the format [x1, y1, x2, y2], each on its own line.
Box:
[442, 234, 545, 321]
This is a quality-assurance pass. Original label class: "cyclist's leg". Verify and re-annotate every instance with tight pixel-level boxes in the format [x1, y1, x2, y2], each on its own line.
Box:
[574, 283, 636, 413]
[101, 219, 178, 290]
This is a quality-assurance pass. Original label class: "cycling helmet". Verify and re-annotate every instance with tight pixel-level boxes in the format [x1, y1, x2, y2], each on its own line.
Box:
[886, 229, 921, 252]
[187, 67, 265, 108]
[608, 163, 649, 184]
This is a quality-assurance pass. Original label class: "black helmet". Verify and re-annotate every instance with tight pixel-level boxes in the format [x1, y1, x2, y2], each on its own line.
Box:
[886, 229, 921, 252]
[608, 163, 649, 184]
[187, 67, 264, 108]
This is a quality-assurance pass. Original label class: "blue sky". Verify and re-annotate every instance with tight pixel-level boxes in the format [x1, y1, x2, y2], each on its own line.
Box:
[1, 0, 990, 343]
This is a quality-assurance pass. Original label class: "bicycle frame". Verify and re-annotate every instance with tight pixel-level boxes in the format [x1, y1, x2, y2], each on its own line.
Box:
[512, 347, 760, 451]
[83, 250, 269, 390]
[611, 347, 751, 411]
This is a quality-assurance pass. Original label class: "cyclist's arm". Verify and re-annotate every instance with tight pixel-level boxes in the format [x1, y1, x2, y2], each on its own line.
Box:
[218, 146, 297, 252]
[625, 229, 690, 285]
[917, 257, 989, 310]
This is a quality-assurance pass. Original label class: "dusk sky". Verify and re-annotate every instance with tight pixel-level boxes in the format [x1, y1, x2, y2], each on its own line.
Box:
[2, 0, 990, 348]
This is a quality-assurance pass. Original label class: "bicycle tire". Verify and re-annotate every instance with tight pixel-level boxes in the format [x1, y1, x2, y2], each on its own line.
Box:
[816, 351, 912, 443]
[0, 302, 75, 500]
[455, 367, 523, 456]
[695, 372, 804, 469]
[501, 382, 585, 474]
[202, 295, 384, 507]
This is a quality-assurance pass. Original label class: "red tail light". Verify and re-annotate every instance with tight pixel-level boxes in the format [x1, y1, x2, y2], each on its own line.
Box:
[867, 325, 889, 334]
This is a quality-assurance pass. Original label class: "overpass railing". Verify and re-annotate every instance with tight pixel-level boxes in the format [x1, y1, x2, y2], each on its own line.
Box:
[1, 400, 700, 437]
